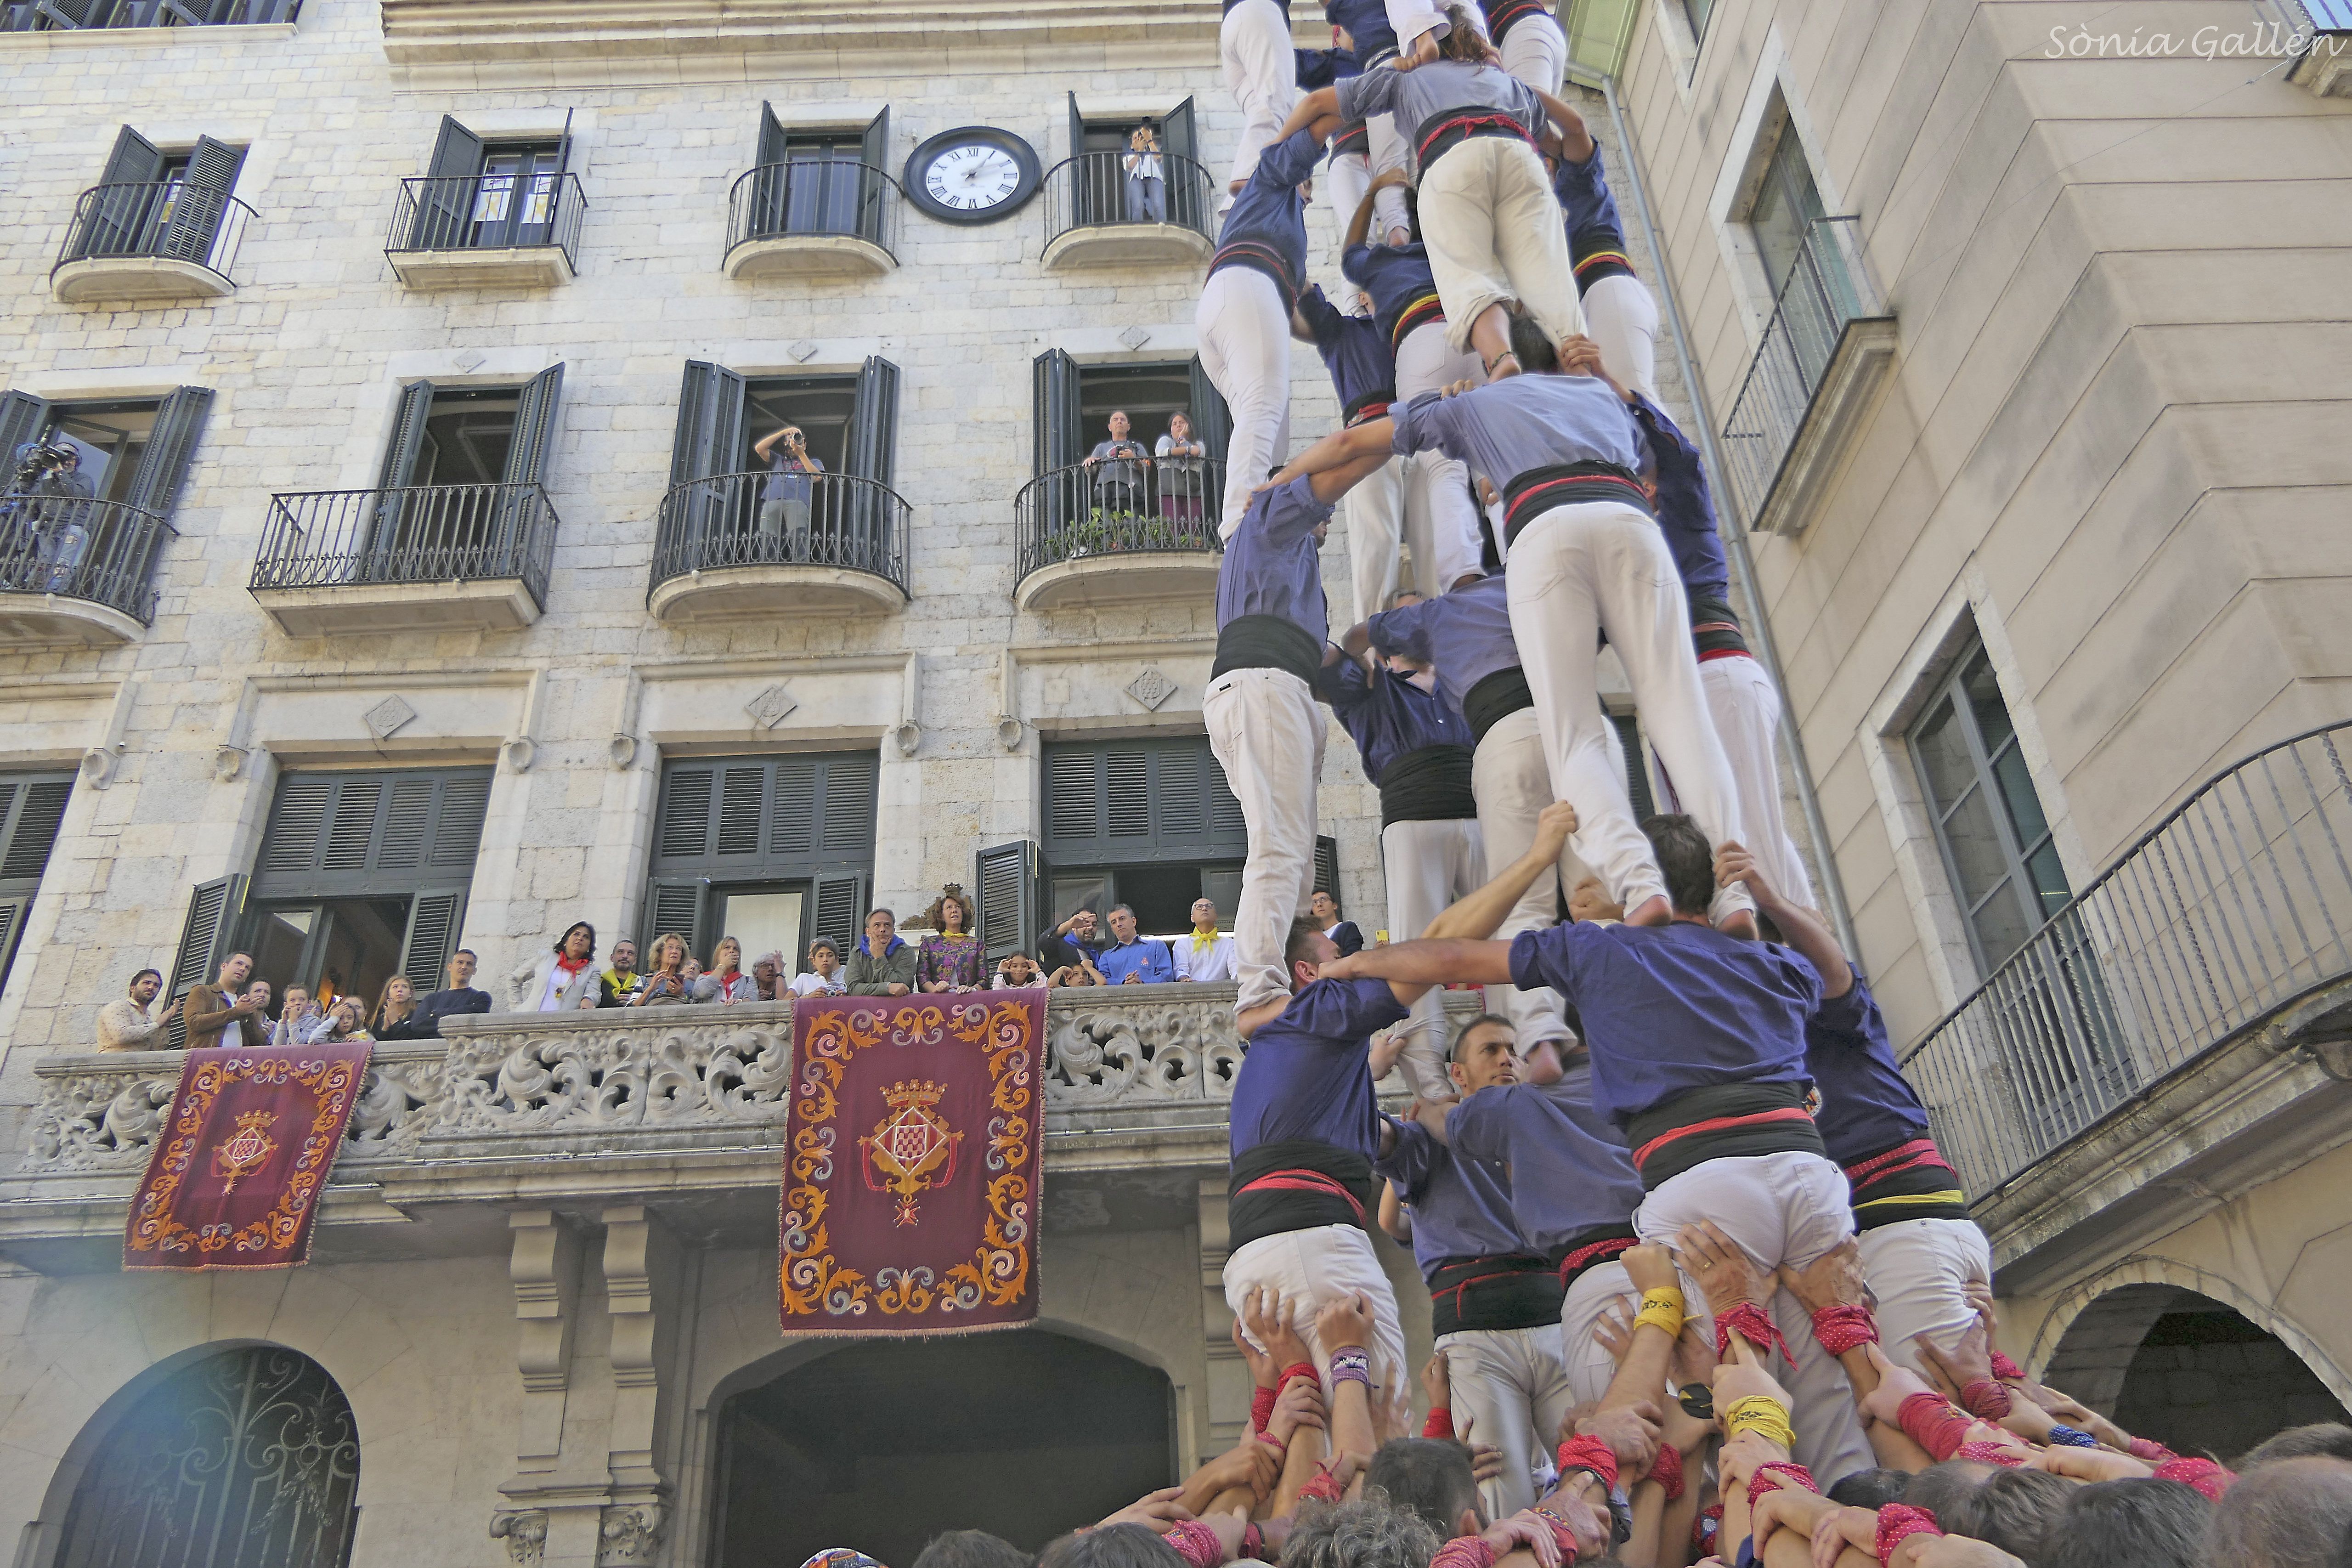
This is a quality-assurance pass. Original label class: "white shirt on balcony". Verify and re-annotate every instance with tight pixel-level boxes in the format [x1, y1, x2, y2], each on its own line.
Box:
[1172, 929, 1238, 983]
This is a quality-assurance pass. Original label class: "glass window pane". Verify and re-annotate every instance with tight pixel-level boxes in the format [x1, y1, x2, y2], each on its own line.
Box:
[1969, 876, 2035, 971]
[1987, 741, 2053, 856]
[1939, 783, 2014, 910]
[1961, 651, 2014, 751]
[718, 889, 803, 972]
[1911, 695, 1976, 815]
[1049, 876, 1107, 926]
[2024, 840, 2072, 920]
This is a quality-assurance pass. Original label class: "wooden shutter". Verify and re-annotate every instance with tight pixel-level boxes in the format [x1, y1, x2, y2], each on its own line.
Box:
[376, 380, 435, 490]
[857, 106, 890, 243]
[97, 125, 167, 187]
[81, 127, 167, 257]
[1163, 96, 1201, 232]
[653, 753, 877, 876]
[656, 765, 716, 860]
[1611, 713, 1657, 823]
[810, 872, 865, 966]
[0, 391, 52, 464]
[158, 136, 243, 263]
[758, 102, 790, 168]
[415, 115, 483, 248]
[819, 753, 878, 853]
[669, 360, 747, 487]
[1065, 91, 1091, 226]
[165, 873, 246, 1049]
[0, 895, 28, 997]
[1044, 737, 1247, 864]
[975, 840, 1036, 963]
[1031, 349, 1084, 476]
[1188, 355, 1233, 463]
[254, 768, 495, 897]
[845, 355, 899, 489]
[1314, 837, 1341, 907]
[0, 776, 74, 883]
[399, 889, 467, 996]
[121, 386, 212, 518]
[504, 362, 565, 488]
[643, 877, 710, 960]
[35, 0, 113, 26]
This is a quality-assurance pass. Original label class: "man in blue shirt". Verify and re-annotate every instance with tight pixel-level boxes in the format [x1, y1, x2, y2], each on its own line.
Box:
[1093, 904, 1174, 985]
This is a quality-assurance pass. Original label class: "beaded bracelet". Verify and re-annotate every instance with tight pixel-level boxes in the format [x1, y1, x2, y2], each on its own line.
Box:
[1531, 1506, 1583, 1564]
[1329, 1346, 1371, 1390]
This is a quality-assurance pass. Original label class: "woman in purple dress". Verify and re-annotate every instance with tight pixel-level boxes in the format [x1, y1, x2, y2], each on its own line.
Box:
[915, 884, 986, 993]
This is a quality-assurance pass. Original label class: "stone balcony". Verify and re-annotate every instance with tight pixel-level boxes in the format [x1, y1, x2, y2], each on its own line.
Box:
[0, 987, 1484, 1271]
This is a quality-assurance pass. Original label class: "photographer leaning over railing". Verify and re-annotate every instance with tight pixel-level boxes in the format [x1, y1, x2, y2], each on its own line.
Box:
[2, 434, 96, 594]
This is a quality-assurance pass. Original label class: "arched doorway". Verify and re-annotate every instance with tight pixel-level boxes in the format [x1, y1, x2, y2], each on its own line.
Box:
[56, 1344, 361, 1568]
[712, 1328, 1174, 1566]
[2046, 1285, 2351, 1461]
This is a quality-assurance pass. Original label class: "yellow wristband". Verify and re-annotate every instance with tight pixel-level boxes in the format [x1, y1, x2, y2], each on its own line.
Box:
[1633, 1287, 1685, 1340]
[1723, 1394, 1795, 1451]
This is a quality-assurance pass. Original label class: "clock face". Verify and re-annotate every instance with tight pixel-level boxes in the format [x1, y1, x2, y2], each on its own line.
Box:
[904, 127, 1042, 226]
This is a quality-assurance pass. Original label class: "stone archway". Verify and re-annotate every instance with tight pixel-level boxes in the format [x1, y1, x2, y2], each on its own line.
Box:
[708, 1326, 1175, 1568]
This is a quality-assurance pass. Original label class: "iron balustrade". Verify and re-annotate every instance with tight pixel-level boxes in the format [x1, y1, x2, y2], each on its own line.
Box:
[388, 171, 586, 265]
[53, 181, 254, 283]
[1041, 151, 1217, 249]
[650, 470, 911, 601]
[0, 0, 297, 28]
[724, 160, 901, 263]
[253, 483, 558, 608]
[1902, 721, 2352, 1197]
[0, 494, 173, 624]
[1014, 457, 1225, 583]
[1719, 215, 1883, 525]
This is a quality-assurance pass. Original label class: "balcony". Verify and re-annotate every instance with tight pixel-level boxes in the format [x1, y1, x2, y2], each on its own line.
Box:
[1014, 458, 1224, 611]
[249, 483, 557, 636]
[0, 498, 172, 646]
[1901, 721, 2352, 1283]
[2282, 0, 2352, 97]
[0, 0, 297, 29]
[385, 172, 584, 291]
[649, 469, 909, 623]
[723, 160, 900, 281]
[1040, 151, 1218, 272]
[50, 182, 253, 304]
[1719, 215, 1897, 538]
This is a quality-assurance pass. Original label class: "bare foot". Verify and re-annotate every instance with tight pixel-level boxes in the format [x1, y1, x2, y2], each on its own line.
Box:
[1625, 894, 1671, 926]
[1485, 351, 1523, 379]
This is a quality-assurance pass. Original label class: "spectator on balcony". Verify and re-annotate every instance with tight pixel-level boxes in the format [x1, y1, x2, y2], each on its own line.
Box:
[1049, 950, 1108, 988]
[97, 968, 180, 1051]
[752, 951, 785, 1000]
[1312, 887, 1364, 956]
[595, 940, 641, 1008]
[992, 951, 1044, 989]
[1123, 124, 1168, 224]
[917, 885, 987, 992]
[632, 933, 692, 1006]
[372, 975, 431, 1040]
[319, 996, 370, 1044]
[693, 935, 761, 1004]
[415, 950, 496, 1035]
[752, 423, 824, 558]
[1172, 897, 1238, 983]
[1156, 413, 1210, 523]
[185, 952, 266, 1051]
[848, 908, 918, 996]
[3, 438, 96, 595]
[1095, 904, 1174, 985]
[682, 956, 704, 991]
[1041, 907, 1107, 974]
[790, 937, 849, 997]
[269, 984, 328, 1049]
[509, 922, 602, 1013]
[1084, 412, 1153, 521]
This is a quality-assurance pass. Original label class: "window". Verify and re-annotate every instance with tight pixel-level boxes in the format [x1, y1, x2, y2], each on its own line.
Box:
[3, 0, 298, 30]
[367, 368, 562, 572]
[1063, 93, 1203, 233]
[407, 114, 575, 252]
[0, 386, 209, 615]
[1042, 736, 1250, 935]
[645, 751, 879, 973]
[1908, 640, 2071, 975]
[0, 772, 72, 992]
[1683, 0, 1715, 46]
[64, 127, 245, 268]
[1747, 121, 1829, 302]
[1026, 351, 1229, 550]
[746, 104, 890, 243]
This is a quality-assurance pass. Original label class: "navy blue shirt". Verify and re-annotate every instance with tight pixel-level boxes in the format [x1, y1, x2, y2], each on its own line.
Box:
[1627, 394, 1727, 605]
[1375, 1116, 1522, 1282]
[1508, 922, 1824, 1129]
[1212, 125, 1321, 311]
[1805, 976, 1929, 1166]
[1230, 977, 1411, 1161]
[1367, 573, 1518, 715]
[1448, 1070, 1646, 1252]
[1298, 285, 1397, 419]
[1553, 143, 1625, 254]
[1216, 474, 1333, 643]
[1325, 0, 1399, 58]
[1315, 658, 1475, 784]
[1295, 45, 1359, 90]
[1343, 242, 1443, 352]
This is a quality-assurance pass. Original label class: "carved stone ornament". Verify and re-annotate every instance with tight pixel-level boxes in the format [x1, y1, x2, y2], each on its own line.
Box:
[1126, 668, 1177, 711]
[490, 1509, 548, 1565]
[79, 746, 119, 788]
[598, 1503, 667, 1567]
[1048, 996, 1246, 1107]
[789, 339, 820, 363]
[609, 732, 639, 770]
[501, 736, 537, 772]
[1118, 323, 1152, 351]
[214, 743, 248, 782]
[746, 683, 797, 730]
[363, 693, 418, 740]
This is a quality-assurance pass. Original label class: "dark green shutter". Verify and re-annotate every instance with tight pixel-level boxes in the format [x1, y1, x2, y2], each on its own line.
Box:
[975, 840, 1036, 963]
[1032, 349, 1084, 477]
[158, 136, 243, 264]
[670, 360, 748, 487]
[1314, 837, 1340, 906]
[0, 777, 74, 882]
[97, 124, 166, 186]
[253, 768, 495, 898]
[0, 896, 28, 998]
[37, 0, 113, 26]
[757, 102, 790, 168]
[504, 362, 565, 489]
[400, 889, 467, 996]
[83, 127, 167, 257]
[377, 380, 435, 490]
[1163, 96, 1201, 232]
[165, 873, 246, 1049]
[810, 872, 865, 967]
[1066, 92, 1089, 227]
[0, 391, 53, 463]
[858, 106, 890, 243]
[644, 877, 710, 962]
[1189, 355, 1232, 464]
[845, 355, 899, 489]
[1043, 737, 1248, 865]
[121, 386, 213, 518]
[647, 753, 880, 969]
[415, 115, 483, 248]
[1612, 713, 1656, 823]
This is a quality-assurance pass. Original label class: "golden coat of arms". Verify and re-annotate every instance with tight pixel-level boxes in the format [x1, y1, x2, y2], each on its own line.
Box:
[210, 1109, 278, 1194]
[859, 1080, 961, 1228]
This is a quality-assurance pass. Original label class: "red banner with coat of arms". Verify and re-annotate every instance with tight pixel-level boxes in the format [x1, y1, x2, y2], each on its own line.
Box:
[124, 1042, 371, 1271]
[780, 989, 1044, 1335]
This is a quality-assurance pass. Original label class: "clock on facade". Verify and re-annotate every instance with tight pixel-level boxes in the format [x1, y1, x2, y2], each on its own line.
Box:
[903, 126, 1042, 225]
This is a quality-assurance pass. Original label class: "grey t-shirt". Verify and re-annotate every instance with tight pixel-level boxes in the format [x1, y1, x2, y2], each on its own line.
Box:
[1087, 438, 1150, 492]
[1336, 60, 1544, 144]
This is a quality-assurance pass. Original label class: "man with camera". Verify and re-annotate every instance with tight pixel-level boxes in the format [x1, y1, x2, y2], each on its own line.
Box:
[4, 435, 96, 594]
[752, 422, 823, 561]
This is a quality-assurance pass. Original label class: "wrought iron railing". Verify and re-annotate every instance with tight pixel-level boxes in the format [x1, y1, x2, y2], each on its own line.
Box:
[1902, 721, 2352, 1196]
[387, 172, 586, 266]
[724, 159, 901, 264]
[0, 0, 296, 28]
[1041, 151, 1218, 250]
[1719, 215, 1883, 524]
[650, 470, 910, 602]
[0, 495, 173, 624]
[53, 182, 254, 283]
[253, 483, 558, 608]
[1014, 457, 1225, 585]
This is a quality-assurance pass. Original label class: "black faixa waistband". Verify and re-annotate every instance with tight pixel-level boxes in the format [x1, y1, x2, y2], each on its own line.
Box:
[1462, 666, 1533, 746]
[1622, 1080, 1826, 1192]
[1229, 1138, 1378, 1254]
[1208, 244, 1300, 317]
[1483, 0, 1552, 40]
[1689, 593, 1750, 660]
[1502, 462, 1653, 545]
[1333, 121, 1369, 158]
[1430, 1252, 1564, 1336]
[1414, 106, 1537, 170]
[1214, 615, 1322, 688]
[1379, 744, 1477, 826]
[1345, 388, 1397, 426]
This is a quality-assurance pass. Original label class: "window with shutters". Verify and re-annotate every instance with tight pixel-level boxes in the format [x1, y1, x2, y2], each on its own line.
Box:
[1040, 736, 1247, 936]
[0, 771, 73, 993]
[389, 113, 583, 284]
[645, 752, 879, 974]
[57, 129, 250, 285]
[232, 766, 492, 1017]
[0, 387, 207, 628]
[1020, 353, 1228, 586]
[1061, 96, 1205, 237]
[6, 0, 300, 30]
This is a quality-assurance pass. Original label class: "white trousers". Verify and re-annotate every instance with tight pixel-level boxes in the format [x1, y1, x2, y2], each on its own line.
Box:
[1391, 322, 1488, 595]
[1505, 501, 1749, 915]
[1327, 149, 1370, 286]
[1581, 271, 1660, 404]
[1559, 1256, 1707, 1405]
[1859, 1217, 1994, 1377]
[1636, 1151, 1874, 1485]
[1381, 815, 1487, 1095]
[1352, 453, 1486, 618]
[1324, 144, 1413, 283]
[1657, 654, 1815, 912]
[1204, 666, 1325, 1012]
[1198, 267, 1294, 538]
[1227, 1223, 1411, 1436]
[1419, 137, 1586, 357]
[1440, 1324, 1575, 1518]
[1498, 13, 1567, 94]
[1221, 0, 1299, 190]
[1366, 112, 1412, 238]
[1472, 707, 1606, 1049]
[1347, 455, 1408, 625]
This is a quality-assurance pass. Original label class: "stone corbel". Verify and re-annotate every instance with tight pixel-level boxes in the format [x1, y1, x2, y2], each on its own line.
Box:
[995, 646, 1025, 751]
[490, 1510, 548, 1564]
[213, 678, 260, 785]
[609, 668, 645, 771]
[502, 668, 548, 773]
[891, 652, 922, 757]
[509, 1210, 582, 1468]
[213, 744, 250, 782]
[77, 677, 137, 790]
[601, 1205, 679, 1568]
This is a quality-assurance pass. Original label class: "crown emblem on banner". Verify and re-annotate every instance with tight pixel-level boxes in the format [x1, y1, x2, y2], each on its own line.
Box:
[861, 1079, 961, 1228]
[211, 1109, 279, 1194]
